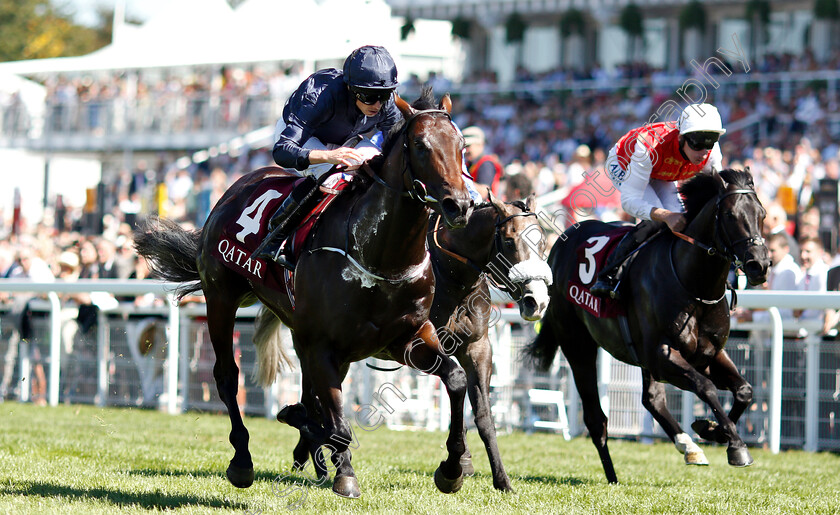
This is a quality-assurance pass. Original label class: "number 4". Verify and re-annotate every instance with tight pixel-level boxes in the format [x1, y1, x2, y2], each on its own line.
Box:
[235, 190, 283, 243]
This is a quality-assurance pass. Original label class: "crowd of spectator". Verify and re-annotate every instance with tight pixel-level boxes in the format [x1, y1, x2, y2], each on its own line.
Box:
[2, 49, 840, 339]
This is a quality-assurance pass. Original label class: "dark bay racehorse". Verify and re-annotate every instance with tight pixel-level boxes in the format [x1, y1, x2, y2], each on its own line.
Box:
[281, 194, 553, 492]
[527, 169, 770, 483]
[135, 89, 473, 498]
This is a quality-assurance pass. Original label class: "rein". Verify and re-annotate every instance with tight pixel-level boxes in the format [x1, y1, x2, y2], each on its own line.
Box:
[430, 209, 538, 284]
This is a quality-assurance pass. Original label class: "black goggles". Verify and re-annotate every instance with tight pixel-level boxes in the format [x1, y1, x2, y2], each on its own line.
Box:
[353, 88, 393, 105]
[684, 131, 720, 151]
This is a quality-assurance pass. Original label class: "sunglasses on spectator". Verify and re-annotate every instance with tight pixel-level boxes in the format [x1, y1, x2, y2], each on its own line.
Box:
[353, 88, 393, 105]
[684, 131, 720, 151]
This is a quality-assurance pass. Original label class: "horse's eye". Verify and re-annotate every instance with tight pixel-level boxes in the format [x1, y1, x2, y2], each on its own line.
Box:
[504, 239, 516, 249]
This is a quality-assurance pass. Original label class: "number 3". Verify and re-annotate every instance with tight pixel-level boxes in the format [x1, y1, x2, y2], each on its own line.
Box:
[579, 236, 610, 284]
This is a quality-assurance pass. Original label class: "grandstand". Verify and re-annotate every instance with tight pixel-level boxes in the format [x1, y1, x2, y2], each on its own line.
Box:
[0, 0, 839, 455]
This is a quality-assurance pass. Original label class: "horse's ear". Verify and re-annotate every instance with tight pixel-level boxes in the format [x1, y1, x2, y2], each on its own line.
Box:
[394, 94, 415, 118]
[526, 192, 537, 213]
[488, 191, 506, 215]
[439, 93, 452, 114]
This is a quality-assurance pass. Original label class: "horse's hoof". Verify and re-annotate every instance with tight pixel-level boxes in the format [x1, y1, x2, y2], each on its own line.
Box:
[332, 476, 361, 498]
[460, 454, 475, 476]
[494, 480, 515, 493]
[434, 462, 464, 494]
[684, 450, 709, 466]
[226, 464, 255, 488]
[276, 403, 307, 428]
[727, 446, 754, 467]
[691, 419, 728, 444]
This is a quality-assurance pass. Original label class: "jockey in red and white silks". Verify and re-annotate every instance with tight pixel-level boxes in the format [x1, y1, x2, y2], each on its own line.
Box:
[605, 103, 725, 230]
[590, 103, 727, 300]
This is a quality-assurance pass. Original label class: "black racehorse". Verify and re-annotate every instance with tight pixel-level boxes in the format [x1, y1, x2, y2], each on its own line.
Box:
[280, 193, 553, 492]
[527, 169, 770, 483]
[135, 88, 474, 498]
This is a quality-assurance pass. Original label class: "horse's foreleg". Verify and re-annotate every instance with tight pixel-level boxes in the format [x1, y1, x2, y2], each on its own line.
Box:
[398, 321, 466, 494]
[459, 336, 513, 492]
[652, 343, 753, 467]
[206, 296, 254, 488]
[691, 349, 753, 454]
[304, 355, 359, 498]
[641, 371, 708, 466]
[280, 372, 328, 480]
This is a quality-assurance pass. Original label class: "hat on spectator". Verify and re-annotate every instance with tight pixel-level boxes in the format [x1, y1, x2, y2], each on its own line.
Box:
[462, 126, 485, 146]
[58, 251, 79, 269]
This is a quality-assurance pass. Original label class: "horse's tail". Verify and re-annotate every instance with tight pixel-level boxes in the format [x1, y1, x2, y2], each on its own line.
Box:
[134, 217, 203, 301]
[524, 315, 561, 372]
[252, 306, 294, 387]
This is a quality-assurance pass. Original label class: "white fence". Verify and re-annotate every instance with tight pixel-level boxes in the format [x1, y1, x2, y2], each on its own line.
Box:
[1, 279, 839, 454]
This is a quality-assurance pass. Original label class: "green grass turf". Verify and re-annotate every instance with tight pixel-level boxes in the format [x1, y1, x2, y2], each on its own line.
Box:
[0, 403, 837, 514]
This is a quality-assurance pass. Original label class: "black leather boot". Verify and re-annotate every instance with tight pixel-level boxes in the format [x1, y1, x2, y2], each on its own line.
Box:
[257, 176, 320, 269]
[589, 233, 639, 299]
[590, 221, 664, 299]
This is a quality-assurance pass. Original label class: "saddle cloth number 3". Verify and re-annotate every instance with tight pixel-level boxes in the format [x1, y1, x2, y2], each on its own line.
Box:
[235, 189, 283, 243]
[579, 235, 610, 285]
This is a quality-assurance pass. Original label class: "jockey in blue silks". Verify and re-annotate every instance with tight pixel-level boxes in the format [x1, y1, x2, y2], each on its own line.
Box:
[259, 44, 480, 268]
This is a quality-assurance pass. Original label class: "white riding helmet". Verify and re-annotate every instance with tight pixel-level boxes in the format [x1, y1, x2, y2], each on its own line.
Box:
[678, 103, 726, 135]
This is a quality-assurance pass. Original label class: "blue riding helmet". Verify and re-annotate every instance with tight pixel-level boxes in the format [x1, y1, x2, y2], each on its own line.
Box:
[343, 45, 399, 90]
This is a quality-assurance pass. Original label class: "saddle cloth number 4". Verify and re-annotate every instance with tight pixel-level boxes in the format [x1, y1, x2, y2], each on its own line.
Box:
[235, 189, 283, 243]
[579, 236, 610, 285]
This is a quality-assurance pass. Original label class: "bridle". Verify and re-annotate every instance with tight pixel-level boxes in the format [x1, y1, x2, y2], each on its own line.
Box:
[672, 188, 765, 269]
[362, 108, 454, 204]
[432, 205, 539, 295]
[670, 186, 765, 305]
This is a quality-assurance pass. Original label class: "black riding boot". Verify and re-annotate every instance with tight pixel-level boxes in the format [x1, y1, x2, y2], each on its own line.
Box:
[590, 220, 664, 300]
[256, 176, 320, 269]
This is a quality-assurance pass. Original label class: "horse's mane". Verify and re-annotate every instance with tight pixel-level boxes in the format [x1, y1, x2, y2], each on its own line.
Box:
[350, 86, 440, 196]
[368, 85, 438, 169]
[679, 168, 755, 223]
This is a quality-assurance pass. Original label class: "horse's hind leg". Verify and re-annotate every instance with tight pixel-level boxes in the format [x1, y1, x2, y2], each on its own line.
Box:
[652, 342, 753, 467]
[641, 371, 708, 466]
[690, 348, 753, 466]
[562, 335, 618, 484]
[206, 292, 255, 487]
[458, 335, 513, 492]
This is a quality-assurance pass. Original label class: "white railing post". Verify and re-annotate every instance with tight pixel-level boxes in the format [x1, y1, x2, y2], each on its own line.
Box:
[48, 292, 61, 406]
[681, 390, 694, 432]
[597, 347, 611, 416]
[166, 293, 180, 415]
[768, 307, 783, 455]
[805, 332, 820, 452]
[96, 308, 108, 406]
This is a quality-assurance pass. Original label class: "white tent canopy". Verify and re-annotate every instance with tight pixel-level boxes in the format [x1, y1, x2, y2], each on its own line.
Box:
[0, 0, 408, 75]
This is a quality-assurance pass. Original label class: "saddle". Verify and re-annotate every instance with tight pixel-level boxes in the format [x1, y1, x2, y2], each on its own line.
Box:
[210, 170, 351, 294]
[566, 225, 632, 318]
